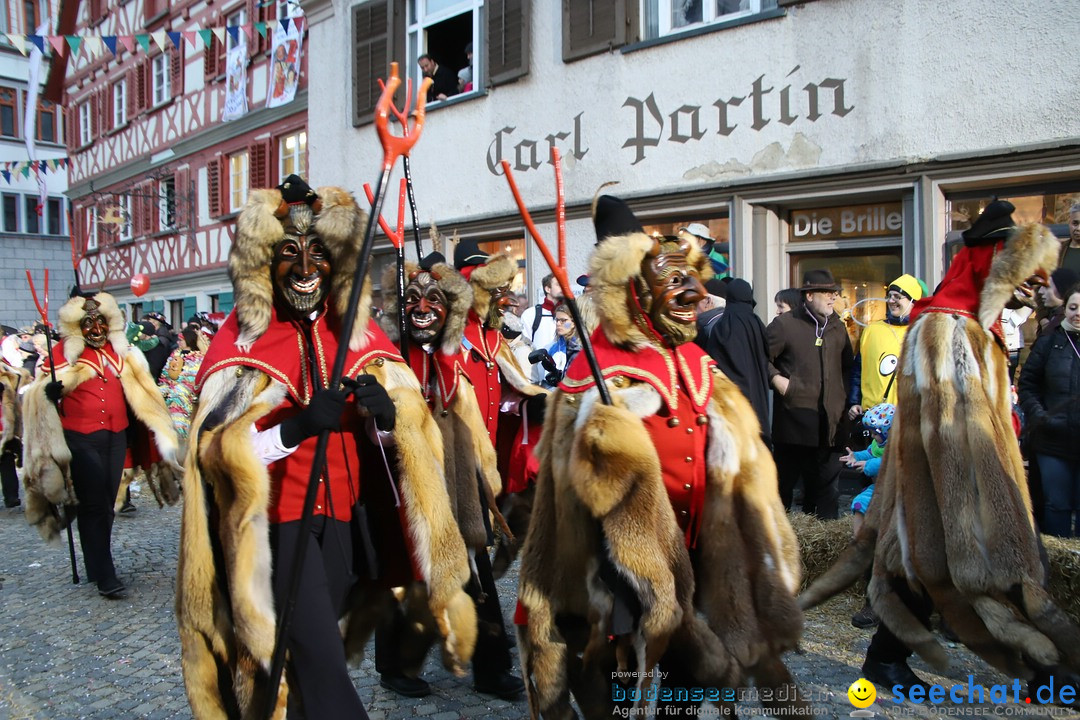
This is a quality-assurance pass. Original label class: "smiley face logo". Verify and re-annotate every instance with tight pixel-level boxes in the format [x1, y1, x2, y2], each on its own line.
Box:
[848, 678, 876, 708]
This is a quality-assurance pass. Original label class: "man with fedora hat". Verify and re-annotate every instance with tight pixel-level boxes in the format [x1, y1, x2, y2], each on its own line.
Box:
[766, 268, 854, 519]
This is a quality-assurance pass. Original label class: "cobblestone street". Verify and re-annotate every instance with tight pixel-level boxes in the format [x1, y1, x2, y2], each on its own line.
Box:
[1, 497, 1078, 719]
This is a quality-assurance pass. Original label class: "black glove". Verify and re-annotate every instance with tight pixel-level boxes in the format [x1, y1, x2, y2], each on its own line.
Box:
[525, 393, 547, 424]
[351, 374, 396, 432]
[279, 386, 352, 448]
[44, 380, 63, 404]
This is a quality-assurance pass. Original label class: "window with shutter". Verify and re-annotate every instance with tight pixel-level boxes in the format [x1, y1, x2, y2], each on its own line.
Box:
[133, 62, 148, 114]
[352, 0, 400, 128]
[487, 0, 529, 86]
[249, 140, 270, 189]
[90, 93, 99, 139]
[257, 0, 274, 57]
[143, 181, 157, 235]
[562, 0, 636, 62]
[101, 87, 112, 130]
[65, 106, 76, 151]
[203, 36, 220, 79]
[175, 168, 190, 227]
[207, 157, 222, 218]
[170, 47, 183, 97]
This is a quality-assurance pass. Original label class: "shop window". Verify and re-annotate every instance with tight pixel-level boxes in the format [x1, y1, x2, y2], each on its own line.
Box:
[642, 216, 731, 276]
[113, 80, 127, 127]
[79, 100, 92, 146]
[36, 99, 56, 143]
[229, 150, 249, 212]
[789, 249, 903, 346]
[946, 192, 1080, 237]
[478, 237, 527, 294]
[2, 193, 18, 232]
[151, 54, 170, 106]
[0, 88, 18, 137]
[278, 130, 306, 181]
[24, 195, 39, 234]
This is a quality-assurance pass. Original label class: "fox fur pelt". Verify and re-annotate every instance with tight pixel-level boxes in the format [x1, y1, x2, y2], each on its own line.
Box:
[21, 294, 181, 542]
[0, 362, 29, 449]
[800, 223, 1080, 678]
[176, 356, 477, 719]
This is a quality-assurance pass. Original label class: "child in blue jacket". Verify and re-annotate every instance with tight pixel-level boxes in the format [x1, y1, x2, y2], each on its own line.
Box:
[841, 402, 895, 535]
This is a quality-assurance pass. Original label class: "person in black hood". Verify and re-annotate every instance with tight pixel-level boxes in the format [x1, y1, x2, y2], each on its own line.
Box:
[700, 278, 771, 446]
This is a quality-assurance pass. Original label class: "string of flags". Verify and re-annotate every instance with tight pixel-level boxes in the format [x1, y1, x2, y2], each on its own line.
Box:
[1, 17, 305, 58]
[0, 158, 69, 183]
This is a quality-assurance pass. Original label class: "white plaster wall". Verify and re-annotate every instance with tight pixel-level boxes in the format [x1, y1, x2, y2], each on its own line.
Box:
[309, 0, 1080, 234]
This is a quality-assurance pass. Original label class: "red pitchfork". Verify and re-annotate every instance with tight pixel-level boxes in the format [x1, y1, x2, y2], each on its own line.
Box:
[262, 62, 431, 720]
[364, 177, 411, 365]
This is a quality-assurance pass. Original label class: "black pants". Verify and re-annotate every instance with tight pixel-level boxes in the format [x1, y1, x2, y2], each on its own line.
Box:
[375, 546, 513, 679]
[270, 515, 368, 720]
[1, 447, 19, 506]
[773, 442, 841, 519]
[865, 577, 933, 664]
[65, 430, 125, 586]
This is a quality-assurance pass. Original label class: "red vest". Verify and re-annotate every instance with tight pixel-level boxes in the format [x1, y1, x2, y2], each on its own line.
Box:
[561, 327, 714, 548]
[200, 305, 403, 523]
[44, 342, 128, 434]
[460, 311, 504, 445]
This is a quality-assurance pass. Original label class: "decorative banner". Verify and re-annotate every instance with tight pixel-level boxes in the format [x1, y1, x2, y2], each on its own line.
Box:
[222, 37, 248, 122]
[266, 23, 301, 109]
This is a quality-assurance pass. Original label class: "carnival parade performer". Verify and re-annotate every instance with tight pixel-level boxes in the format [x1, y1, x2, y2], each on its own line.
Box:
[175, 177, 476, 719]
[801, 200, 1080, 692]
[21, 290, 181, 598]
[516, 195, 805, 719]
[378, 252, 525, 698]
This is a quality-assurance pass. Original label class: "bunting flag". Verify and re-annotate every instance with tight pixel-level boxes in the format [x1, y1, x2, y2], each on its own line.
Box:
[1, 171, 10, 183]
[0, 15, 309, 58]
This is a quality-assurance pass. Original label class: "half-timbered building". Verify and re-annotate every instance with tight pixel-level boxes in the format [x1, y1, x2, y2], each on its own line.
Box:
[55, 0, 307, 324]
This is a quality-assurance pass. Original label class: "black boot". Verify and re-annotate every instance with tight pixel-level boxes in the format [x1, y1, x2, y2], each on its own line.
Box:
[379, 672, 431, 698]
[474, 670, 525, 699]
[861, 657, 925, 694]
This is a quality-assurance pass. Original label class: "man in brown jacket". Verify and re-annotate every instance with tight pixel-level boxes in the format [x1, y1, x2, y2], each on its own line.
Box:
[766, 269, 854, 519]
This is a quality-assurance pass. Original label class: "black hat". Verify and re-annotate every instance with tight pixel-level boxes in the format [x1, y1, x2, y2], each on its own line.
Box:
[962, 200, 1015, 246]
[144, 311, 170, 326]
[576, 274, 590, 288]
[593, 195, 644, 245]
[276, 174, 320, 207]
[453, 238, 490, 270]
[419, 252, 446, 271]
[799, 269, 841, 292]
[1051, 267, 1080, 296]
[704, 278, 728, 299]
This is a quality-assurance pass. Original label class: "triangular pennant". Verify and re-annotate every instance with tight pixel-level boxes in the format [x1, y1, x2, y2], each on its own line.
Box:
[48, 35, 66, 55]
[21, 165, 30, 178]
[119, 34, 135, 54]
[102, 36, 118, 55]
[197, 29, 213, 49]
[279, 18, 291, 33]
[48, 159, 57, 171]
[212, 27, 226, 45]
[226, 25, 240, 43]
[167, 31, 181, 49]
[255, 22, 267, 39]
[242, 23, 254, 44]
[1, 171, 10, 183]
[83, 36, 103, 58]
[135, 34, 151, 53]
[27, 35, 44, 53]
[39, 160, 47, 173]
[152, 29, 167, 52]
[7, 34, 27, 55]
[65, 35, 82, 56]
[182, 30, 197, 49]
[293, 17, 303, 34]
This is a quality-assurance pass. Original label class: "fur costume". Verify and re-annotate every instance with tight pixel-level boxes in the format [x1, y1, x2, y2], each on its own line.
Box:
[21, 292, 181, 541]
[800, 222, 1080, 679]
[516, 216, 805, 718]
[176, 186, 476, 719]
[1, 361, 30, 450]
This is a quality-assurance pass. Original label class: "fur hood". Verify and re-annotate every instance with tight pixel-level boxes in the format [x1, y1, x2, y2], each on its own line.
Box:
[465, 253, 516, 320]
[57, 292, 128, 366]
[979, 223, 1060, 330]
[229, 186, 372, 352]
[588, 232, 712, 349]
[381, 261, 473, 356]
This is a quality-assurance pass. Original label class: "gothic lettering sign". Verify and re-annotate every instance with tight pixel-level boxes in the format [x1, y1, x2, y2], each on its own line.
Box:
[790, 202, 903, 242]
[484, 67, 854, 175]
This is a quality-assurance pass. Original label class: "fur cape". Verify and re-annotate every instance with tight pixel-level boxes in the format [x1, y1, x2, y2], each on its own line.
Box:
[800, 223, 1080, 678]
[177, 192, 477, 718]
[21, 293, 181, 542]
[516, 231, 804, 718]
[1, 361, 29, 449]
[381, 260, 500, 549]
